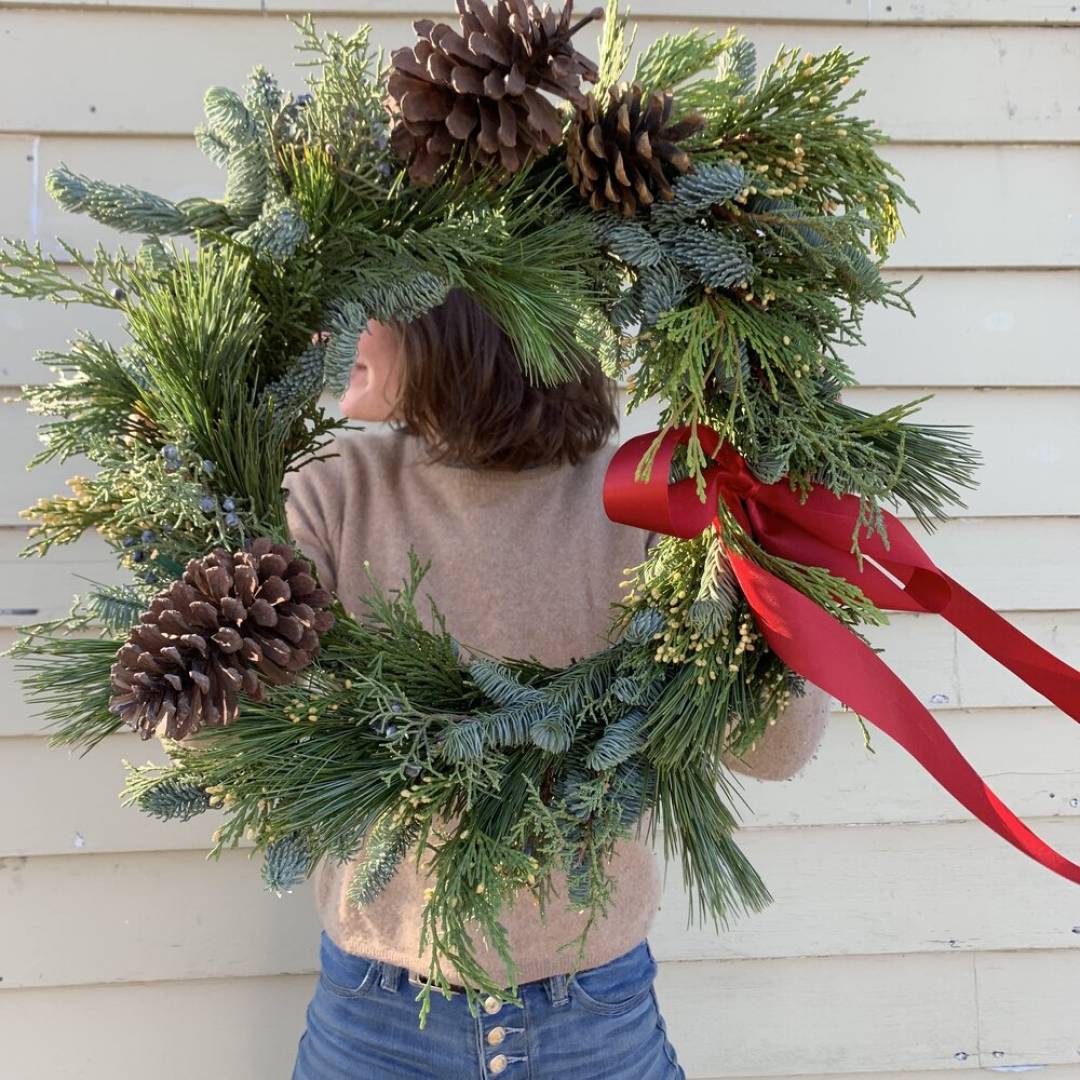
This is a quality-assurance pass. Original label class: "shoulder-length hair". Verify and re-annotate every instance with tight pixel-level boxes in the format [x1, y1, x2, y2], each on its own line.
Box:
[386, 288, 620, 470]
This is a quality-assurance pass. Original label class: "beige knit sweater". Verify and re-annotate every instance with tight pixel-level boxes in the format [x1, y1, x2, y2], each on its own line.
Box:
[277, 427, 831, 986]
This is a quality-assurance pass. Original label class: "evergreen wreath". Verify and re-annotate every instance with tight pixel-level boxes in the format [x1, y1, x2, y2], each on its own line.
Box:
[3, 0, 1003, 1024]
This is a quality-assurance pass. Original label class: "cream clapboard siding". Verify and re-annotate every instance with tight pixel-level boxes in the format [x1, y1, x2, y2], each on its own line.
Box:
[2, 2, 1079, 1077]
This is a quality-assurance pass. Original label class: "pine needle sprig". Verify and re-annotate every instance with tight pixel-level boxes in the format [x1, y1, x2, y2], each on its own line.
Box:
[2, 615, 127, 752]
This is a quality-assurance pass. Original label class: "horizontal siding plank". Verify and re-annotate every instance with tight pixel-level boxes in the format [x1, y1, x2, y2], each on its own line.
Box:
[650, 817, 1080, 964]
[4, 704, 1080, 854]
[707, 1072, 1080, 1080]
[846, 270, 1080, 388]
[874, 1, 1080, 23]
[0, 733, 221, 856]
[0, 532, 126, 625]
[0, 847, 321, 988]
[872, 146, 1080, 268]
[0, 973, 316, 1080]
[975, 950, 1080, 1067]
[661, 951, 980, 1076]
[2, 16, 1078, 140]
[7, 270, 1079, 389]
[8, 1, 1080, 25]
[4, 818, 1078, 988]
[5, 513, 1080, 628]
[663, 952, 1080, 1077]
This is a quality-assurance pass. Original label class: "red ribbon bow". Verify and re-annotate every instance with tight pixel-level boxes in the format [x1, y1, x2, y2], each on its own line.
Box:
[603, 423, 1080, 885]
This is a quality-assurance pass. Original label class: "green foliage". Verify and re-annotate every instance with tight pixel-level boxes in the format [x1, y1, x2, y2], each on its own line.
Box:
[282, 14, 392, 201]
[654, 761, 774, 929]
[320, 271, 451, 394]
[263, 831, 317, 894]
[81, 582, 153, 635]
[593, 0, 635, 97]
[633, 28, 730, 93]
[346, 809, 422, 906]
[131, 771, 214, 822]
[19, 332, 145, 467]
[2, 613, 128, 751]
[584, 706, 646, 770]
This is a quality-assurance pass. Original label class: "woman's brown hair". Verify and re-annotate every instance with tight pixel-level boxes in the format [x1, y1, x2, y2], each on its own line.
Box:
[386, 288, 620, 471]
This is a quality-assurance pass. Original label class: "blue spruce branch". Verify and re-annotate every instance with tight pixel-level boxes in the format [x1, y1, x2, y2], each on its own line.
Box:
[585, 706, 647, 770]
[345, 812, 421, 907]
[136, 776, 213, 822]
[263, 831, 314, 895]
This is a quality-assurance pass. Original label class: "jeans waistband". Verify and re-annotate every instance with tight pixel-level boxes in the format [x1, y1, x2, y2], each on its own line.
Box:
[380, 961, 570, 1007]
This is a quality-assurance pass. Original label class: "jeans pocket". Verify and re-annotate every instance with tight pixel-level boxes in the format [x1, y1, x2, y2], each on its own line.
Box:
[568, 939, 657, 1017]
[317, 932, 379, 999]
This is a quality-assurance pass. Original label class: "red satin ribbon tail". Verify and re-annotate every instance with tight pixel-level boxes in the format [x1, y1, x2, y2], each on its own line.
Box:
[726, 548, 1080, 887]
[905, 571, 1080, 720]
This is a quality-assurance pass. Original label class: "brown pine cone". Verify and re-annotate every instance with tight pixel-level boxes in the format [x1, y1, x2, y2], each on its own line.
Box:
[109, 536, 335, 742]
[566, 83, 706, 217]
[387, 0, 604, 186]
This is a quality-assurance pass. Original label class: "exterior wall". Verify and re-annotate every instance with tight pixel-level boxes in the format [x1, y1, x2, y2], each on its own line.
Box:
[1, 3, 1078, 1076]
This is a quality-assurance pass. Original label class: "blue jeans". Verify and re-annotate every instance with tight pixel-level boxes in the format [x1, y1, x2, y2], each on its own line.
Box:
[291, 930, 686, 1079]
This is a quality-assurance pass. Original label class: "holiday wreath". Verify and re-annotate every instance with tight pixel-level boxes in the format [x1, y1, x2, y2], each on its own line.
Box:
[5, 0, 1080, 1026]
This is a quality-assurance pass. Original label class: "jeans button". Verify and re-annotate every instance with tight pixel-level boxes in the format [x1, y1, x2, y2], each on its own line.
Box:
[489, 1053, 508, 1074]
[486, 1026, 506, 1046]
[482, 995, 502, 1015]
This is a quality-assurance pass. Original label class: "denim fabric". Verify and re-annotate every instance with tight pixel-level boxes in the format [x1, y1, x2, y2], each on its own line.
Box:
[291, 930, 686, 1079]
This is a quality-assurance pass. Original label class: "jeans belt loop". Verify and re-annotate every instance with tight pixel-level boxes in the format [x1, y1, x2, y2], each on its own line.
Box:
[379, 961, 404, 992]
[544, 971, 569, 1007]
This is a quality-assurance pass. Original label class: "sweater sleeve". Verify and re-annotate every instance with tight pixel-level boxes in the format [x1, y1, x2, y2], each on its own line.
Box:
[720, 680, 831, 781]
[643, 529, 831, 781]
[282, 456, 341, 595]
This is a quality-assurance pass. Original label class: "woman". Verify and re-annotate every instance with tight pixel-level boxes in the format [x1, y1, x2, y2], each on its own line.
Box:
[285, 289, 831, 1079]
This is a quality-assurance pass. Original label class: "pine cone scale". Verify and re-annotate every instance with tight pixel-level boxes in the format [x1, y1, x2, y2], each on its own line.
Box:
[188, 600, 220, 628]
[468, 30, 509, 67]
[388, 55, 433, 91]
[179, 632, 209, 656]
[210, 626, 244, 652]
[219, 596, 245, 623]
[448, 64, 485, 97]
[401, 88, 452, 124]
[521, 87, 561, 142]
[461, 0, 499, 35]
[477, 102, 500, 153]
[585, 122, 604, 158]
[444, 98, 476, 139]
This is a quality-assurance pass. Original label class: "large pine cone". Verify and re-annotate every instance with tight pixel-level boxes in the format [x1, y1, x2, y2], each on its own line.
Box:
[566, 83, 705, 217]
[387, 0, 604, 186]
[109, 536, 335, 742]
